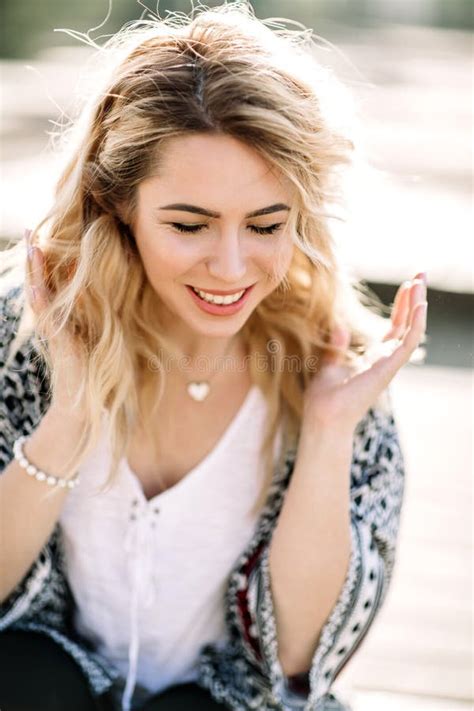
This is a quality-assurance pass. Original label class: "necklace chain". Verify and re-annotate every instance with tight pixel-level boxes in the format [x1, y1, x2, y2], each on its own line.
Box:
[185, 335, 241, 401]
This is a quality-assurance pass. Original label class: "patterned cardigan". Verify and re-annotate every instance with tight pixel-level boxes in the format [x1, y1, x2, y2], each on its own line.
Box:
[0, 284, 405, 711]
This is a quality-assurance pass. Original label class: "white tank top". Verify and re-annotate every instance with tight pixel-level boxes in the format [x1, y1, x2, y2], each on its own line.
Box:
[59, 384, 283, 711]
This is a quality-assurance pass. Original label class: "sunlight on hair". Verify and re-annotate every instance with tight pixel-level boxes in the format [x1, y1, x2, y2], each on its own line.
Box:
[1, 0, 400, 516]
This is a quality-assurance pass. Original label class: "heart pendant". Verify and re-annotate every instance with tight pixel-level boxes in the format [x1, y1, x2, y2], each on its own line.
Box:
[187, 381, 210, 402]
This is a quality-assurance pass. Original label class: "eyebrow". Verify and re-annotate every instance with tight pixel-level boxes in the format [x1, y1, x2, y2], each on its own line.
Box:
[158, 203, 290, 218]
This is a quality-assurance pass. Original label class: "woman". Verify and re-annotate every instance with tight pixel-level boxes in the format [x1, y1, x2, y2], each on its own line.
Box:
[0, 3, 428, 710]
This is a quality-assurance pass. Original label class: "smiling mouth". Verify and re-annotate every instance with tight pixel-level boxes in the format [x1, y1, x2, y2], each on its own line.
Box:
[185, 280, 260, 309]
[187, 285, 254, 295]
[187, 285, 250, 305]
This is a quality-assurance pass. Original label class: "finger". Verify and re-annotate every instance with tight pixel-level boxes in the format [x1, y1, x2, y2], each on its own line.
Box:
[384, 270, 428, 341]
[402, 298, 428, 353]
[24, 229, 38, 310]
[383, 281, 411, 341]
[24, 227, 32, 252]
[409, 276, 427, 312]
[24, 228, 32, 283]
[414, 270, 428, 286]
[386, 274, 427, 343]
[28, 245, 49, 312]
[382, 300, 428, 380]
[340, 299, 427, 410]
[392, 281, 411, 326]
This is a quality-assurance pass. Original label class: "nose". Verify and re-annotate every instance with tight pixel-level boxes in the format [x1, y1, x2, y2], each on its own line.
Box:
[207, 230, 246, 284]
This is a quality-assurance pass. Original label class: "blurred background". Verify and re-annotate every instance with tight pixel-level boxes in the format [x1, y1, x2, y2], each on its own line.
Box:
[1, 1, 472, 709]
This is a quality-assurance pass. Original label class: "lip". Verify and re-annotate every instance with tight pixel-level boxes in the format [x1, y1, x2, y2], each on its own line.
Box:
[186, 284, 255, 295]
[185, 284, 255, 316]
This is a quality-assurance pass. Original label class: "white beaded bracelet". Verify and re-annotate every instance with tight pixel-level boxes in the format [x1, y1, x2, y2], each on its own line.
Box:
[13, 436, 80, 490]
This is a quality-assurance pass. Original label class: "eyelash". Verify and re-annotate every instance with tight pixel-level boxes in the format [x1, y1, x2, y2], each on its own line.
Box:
[170, 222, 284, 235]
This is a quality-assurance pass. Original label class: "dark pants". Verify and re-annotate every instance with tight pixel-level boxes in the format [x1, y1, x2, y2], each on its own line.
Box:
[0, 630, 231, 711]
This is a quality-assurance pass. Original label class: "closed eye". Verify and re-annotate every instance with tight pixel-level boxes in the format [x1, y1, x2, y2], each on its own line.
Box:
[251, 223, 283, 235]
[170, 223, 284, 235]
[170, 223, 206, 234]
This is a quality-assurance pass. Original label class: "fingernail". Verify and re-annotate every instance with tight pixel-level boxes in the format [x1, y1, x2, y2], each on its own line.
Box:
[421, 271, 428, 285]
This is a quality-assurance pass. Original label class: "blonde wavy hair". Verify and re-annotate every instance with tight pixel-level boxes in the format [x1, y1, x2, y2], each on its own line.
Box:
[2, 1, 392, 513]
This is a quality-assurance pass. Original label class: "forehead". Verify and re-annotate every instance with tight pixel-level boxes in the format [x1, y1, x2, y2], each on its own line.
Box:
[140, 132, 293, 211]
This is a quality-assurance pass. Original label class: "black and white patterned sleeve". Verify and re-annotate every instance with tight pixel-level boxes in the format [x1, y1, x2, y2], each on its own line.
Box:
[241, 394, 406, 709]
[0, 285, 51, 466]
[0, 285, 26, 467]
[0, 285, 56, 624]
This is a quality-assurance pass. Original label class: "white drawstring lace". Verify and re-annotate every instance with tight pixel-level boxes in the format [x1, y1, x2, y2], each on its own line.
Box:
[121, 498, 160, 711]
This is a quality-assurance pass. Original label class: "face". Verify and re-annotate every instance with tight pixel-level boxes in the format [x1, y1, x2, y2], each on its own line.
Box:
[131, 132, 295, 343]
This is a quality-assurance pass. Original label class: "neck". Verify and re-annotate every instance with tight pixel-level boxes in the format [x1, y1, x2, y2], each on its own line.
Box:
[166, 332, 247, 382]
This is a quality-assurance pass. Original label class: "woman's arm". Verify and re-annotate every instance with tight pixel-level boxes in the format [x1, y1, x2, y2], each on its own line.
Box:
[0, 406, 87, 603]
[239, 400, 405, 707]
[0, 274, 87, 607]
[265, 273, 426, 676]
[267, 422, 354, 676]
[218, 275, 423, 706]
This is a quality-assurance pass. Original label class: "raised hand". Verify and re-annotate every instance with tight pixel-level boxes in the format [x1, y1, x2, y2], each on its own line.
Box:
[302, 272, 428, 434]
[24, 228, 87, 418]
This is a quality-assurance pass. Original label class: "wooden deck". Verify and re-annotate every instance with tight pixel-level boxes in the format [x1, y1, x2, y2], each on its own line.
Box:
[332, 363, 473, 709]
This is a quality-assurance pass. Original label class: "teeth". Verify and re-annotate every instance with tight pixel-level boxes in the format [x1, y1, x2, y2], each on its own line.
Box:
[191, 287, 245, 305]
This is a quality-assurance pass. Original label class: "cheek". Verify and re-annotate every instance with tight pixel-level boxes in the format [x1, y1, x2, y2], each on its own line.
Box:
[137, 236, 200, 282]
